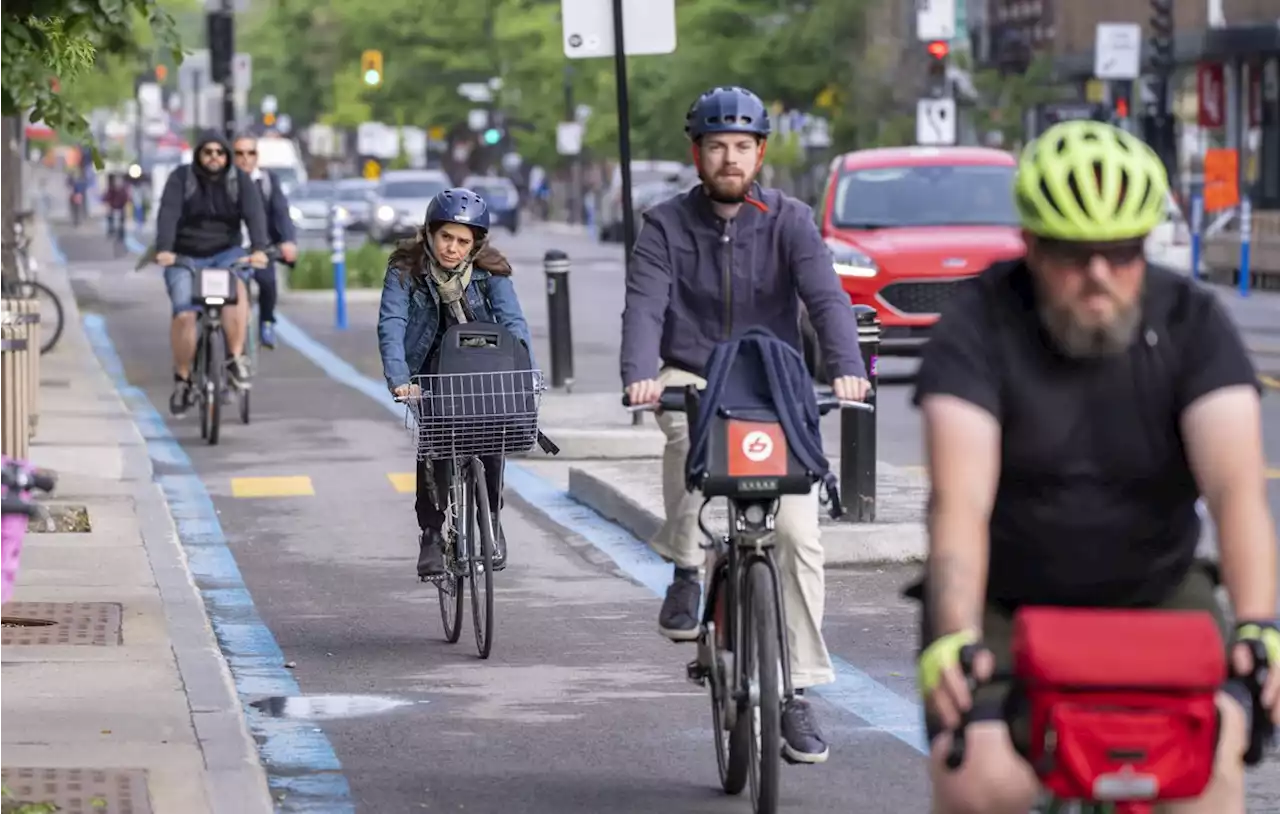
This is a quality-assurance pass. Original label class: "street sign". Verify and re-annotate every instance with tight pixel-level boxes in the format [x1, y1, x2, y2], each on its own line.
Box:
[457, 82, 494, 103]
[233, 52, 252, 90]
[562, 0, 677, 59]
[467, 109, 489, 132]
[916, 98, 956, 145]
[556, 121, 584, 156]
[915, 0, 956, 42]
[1094, 23, 1141, 80]
[276, 113, 292, 134]
[428, 125, 447, 142]
[261, 94, 278, 114]
[1197, 63, 1225, 128]
[363, 159, 381, 181]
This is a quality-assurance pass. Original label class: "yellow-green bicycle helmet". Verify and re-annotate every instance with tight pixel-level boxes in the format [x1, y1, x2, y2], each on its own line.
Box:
[1014, 119, 1168, 242]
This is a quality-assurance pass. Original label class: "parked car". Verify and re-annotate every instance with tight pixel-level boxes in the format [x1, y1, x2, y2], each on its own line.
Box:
[288, 181, 338, 234]
[334, 178, 377, 232]
[462, 174, 520, 233]
[805, 146, 1024, 378]
[368, 169, 452, 244]
[598, 161, 693, 243]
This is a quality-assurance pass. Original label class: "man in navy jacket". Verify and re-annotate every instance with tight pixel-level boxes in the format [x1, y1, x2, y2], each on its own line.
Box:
[233, 134, 298, 348]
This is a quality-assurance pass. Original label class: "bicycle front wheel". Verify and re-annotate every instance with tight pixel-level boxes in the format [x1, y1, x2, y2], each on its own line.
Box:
[469, 458, 496, 660]
[204, 326, 225, 445]
[746, 560, 781, 814]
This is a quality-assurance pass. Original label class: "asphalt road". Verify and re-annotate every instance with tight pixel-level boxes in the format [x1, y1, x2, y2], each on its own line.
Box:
[60, 226, 929, 813]
[58, 220, 1280, 812]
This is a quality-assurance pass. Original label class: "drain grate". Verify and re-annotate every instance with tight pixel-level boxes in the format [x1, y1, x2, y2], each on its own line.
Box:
[1, 602, 122, 646]
[0, 768, 151, 813]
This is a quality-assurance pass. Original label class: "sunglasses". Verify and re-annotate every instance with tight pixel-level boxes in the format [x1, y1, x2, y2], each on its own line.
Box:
[1039, 238, 1145, 268]
[200, 148, 226, 157]
[235, 149, 257, 157]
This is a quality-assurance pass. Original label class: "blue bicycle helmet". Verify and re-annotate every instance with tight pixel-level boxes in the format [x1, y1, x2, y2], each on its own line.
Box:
[685, 86, 772, 141]
[424, 187, 491, 234]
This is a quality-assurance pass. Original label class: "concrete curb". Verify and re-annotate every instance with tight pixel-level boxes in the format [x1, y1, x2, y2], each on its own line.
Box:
[566, 467, 926, 565]
[519, 427, 668, 460]
[281, 288, 383, 304]
[42, 220, 275, 814]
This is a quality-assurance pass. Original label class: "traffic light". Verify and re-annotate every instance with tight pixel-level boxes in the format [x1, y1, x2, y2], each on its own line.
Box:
[361, 50, 383, 87]
[155, 64, 168, 83]
[482, 127, 502, 145]
[207, 11, 234, 83]
[264, 112, 276, 127]
[1148, 0, 1174, 76]
[1112, 82, 1133, 123]
[925, 40, 950, 97]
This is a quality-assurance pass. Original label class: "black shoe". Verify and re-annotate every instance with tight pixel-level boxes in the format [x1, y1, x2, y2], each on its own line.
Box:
[658, 573, 701, 642]
[781, 698, 830, 764]
[417, 529, 445, 578]
[227, 355, 251, 389]
[490, 516, 507, 571]
[169, 374, 193, 416]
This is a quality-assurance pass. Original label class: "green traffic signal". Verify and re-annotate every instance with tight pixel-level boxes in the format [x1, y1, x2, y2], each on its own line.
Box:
[364, 69, 381, 86]
[482, 128, 501, 145]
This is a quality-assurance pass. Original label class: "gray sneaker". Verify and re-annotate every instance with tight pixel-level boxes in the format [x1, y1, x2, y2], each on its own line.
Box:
[227, 355, 251, 389]
[658, 575, 701, 642]
[781, 698, 830, 764]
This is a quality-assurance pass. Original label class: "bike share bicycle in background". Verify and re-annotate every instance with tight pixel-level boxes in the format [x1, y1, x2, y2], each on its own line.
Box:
[1, 210, 65, 355]
[399, 321, 557, 659]
[2, 456, 57, 605]
[626, 380, 873, 814]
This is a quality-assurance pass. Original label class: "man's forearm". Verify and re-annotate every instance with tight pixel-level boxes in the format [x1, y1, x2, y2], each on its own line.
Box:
[1215, 489, 1278, 620]
[925, 494, 990, 635]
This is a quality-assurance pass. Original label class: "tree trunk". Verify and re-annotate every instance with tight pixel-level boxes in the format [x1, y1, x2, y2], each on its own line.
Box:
[0, 115, 18, 284]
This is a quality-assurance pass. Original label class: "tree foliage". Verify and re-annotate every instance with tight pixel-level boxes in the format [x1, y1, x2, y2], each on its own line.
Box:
[2, 0, 184, 148]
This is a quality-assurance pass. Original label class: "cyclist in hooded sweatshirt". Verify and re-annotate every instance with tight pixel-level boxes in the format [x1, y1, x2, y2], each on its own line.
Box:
[154, 130, 270, 416]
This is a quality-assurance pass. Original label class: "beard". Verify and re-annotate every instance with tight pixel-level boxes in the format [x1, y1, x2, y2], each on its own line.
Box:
[1037, 286, 1142, 359]
[702, 169, 754, 203]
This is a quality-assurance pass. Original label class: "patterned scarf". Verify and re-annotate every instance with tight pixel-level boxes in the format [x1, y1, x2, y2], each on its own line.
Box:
[420, 230, 475, 325]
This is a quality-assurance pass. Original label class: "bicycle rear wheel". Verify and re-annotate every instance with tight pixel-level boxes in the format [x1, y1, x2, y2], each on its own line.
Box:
[10, 280, 64, 355]
[745, 560, 781, 814]
[468, 458, 496, 660]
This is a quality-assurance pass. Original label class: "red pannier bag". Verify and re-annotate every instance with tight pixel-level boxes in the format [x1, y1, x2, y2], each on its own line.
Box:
[1011, 607, 1226, 803]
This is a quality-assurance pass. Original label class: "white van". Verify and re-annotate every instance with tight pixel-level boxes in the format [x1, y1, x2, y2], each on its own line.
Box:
[254, 136, 307, 194]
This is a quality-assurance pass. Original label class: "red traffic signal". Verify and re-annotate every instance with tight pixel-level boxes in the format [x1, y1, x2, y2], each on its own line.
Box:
[1115, 97, 1129, 119]
[926, 40, 950, 60]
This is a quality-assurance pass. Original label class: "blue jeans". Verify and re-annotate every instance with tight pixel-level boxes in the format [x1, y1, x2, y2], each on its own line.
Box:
[163, 247, 249, 316]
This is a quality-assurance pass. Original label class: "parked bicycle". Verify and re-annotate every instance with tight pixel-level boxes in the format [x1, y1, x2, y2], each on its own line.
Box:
[2, 456, 57, 604]
[625, 385, 873, 814]
[1, 210, 66, 355]
[399, 366, 550, 659]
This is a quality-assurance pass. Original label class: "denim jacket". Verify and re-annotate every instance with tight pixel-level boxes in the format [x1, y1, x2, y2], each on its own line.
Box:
[377, 264, 536, 392]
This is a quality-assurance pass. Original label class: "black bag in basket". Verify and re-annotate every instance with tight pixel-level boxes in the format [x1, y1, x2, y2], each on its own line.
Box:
[427, 322, 538, 451]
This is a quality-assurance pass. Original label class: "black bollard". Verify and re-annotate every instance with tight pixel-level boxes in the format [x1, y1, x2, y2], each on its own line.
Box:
[544, 249, 575, 390]
[840, 305, 880, 522]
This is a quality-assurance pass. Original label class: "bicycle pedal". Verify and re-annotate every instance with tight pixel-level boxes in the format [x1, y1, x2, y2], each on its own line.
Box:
[685, 659, 708, 686]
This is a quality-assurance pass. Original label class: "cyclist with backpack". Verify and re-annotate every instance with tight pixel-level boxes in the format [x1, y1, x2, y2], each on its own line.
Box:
[233, 133, 298, 349]
[155, 130, 270, 415]
[913, 120, 1278, 813]
[378, 188, 533, 579]
[620, 85, 870, 764]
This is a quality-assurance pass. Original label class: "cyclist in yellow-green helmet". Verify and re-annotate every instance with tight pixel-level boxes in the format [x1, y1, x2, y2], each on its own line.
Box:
[906, 120, 1279, 813]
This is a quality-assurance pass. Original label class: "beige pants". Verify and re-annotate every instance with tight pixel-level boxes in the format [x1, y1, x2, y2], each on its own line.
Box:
[650, 367, 836, 688]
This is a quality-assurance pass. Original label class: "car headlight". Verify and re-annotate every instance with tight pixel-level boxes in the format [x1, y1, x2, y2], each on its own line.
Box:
[334, 205, 350, 223]
[289, 205, 303, 222]
[826, 240, 878, 278]
[376, 205, 395, 222]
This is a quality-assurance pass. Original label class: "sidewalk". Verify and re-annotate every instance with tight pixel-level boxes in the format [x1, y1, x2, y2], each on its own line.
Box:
[1, 219, 272, 813]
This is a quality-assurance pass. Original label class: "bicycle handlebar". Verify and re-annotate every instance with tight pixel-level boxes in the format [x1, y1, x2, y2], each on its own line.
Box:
[943, 640, 1276, 772]
[622, 385, 873, 415]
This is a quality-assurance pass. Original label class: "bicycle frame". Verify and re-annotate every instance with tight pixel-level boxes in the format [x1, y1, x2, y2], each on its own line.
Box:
[700, 496, 796, 722]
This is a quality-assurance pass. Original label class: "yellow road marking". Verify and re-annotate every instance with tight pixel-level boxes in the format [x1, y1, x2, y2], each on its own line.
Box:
[230, 476, 315, 498]
[1268, 468, 1280, 480]
[1260, 374, 1280, 391]
[387, 472, 415, 493]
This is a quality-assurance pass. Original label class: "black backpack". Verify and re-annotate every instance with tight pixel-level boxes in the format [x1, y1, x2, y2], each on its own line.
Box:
[685, 327, 841, 517]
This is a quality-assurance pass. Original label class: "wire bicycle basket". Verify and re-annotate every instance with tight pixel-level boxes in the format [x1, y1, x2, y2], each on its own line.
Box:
[403, 369, 546, 460]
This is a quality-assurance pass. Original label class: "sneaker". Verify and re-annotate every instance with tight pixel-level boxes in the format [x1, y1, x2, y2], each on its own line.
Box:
[658, 573, 701, 642]
[260, 321, 276, 350]
[417, 529, 446, 578]
[781, 697, 830, 764]
[490, 516, 507, 571]
[227, 355, 251, 388]
[169, 374, 193, 416]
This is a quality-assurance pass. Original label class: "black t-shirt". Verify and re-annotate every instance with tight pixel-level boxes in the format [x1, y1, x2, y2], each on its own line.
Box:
[913, 259, 1258, 608]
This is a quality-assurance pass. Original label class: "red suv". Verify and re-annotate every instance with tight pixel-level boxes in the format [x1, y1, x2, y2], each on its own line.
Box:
[803, 146, 1025, 374]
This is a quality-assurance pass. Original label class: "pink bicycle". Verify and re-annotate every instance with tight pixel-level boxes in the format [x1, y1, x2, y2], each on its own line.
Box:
[1, 456, 56, 604]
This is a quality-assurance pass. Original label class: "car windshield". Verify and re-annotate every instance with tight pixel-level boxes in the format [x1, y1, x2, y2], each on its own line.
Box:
[471, 184, 513, 203]
[272, 166, 301, 190]
[381, 179, 447, 199]
[294, 183, 334, 200]
[832, 164, 1018, 228]
[337, 184, 373, 202]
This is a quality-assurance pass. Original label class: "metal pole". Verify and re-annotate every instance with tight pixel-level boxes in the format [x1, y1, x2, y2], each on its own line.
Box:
[563, 64, 581, 226]
[840, 306, 880, 522]
[1190, 191, 1204, 281]
[220, 0, 235, 139]
[610, 0, 637, 257]
[331, 204, 348, 329]
[543, 250, 574, 390]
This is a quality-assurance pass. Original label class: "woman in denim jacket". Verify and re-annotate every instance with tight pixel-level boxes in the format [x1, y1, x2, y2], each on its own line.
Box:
[377, 187, 534, 579]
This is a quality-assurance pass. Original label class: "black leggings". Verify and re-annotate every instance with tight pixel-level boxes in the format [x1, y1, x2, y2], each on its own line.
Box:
[254, 263, 278, 324]
[415, 455, 504, 532]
